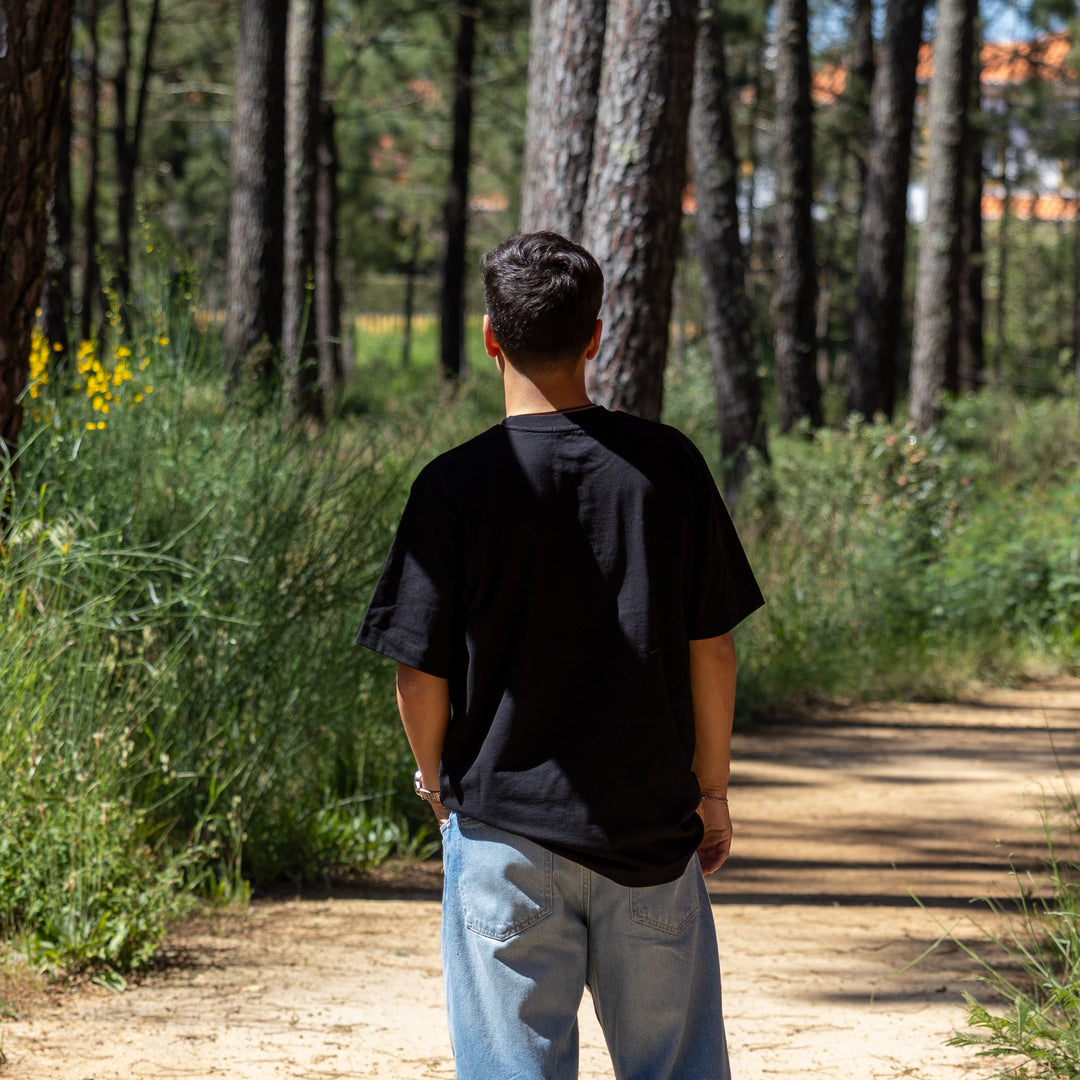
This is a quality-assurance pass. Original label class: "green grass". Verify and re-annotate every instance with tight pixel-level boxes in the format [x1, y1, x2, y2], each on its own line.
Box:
[940, 783, 1080, 1079]
[3, 291, 1079, 976]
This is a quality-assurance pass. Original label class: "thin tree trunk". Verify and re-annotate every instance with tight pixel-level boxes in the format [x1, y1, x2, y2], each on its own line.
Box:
[42, 59, 73, 364]
[519, 0, 606, 239]
[316, 98, 343, 407]
[993, 144, 1009, 379]
[959, 0, 984, 392]
[909, 0, 974, 432]
[80, 0, 101, 343]
[113, 0, 161, 320]
[283, 0, 325, 427]
[772, 0, 822, 431]
[0, 0, 76, 465]
[848, 0, 875, 204]
[224, 0, 287, 401]
[581, 0, 698, 421]
[690, 0, 766, 504]
[849, 0, 926, 420]
[401, 221, 421, 369]
[439, 3, 477, 382]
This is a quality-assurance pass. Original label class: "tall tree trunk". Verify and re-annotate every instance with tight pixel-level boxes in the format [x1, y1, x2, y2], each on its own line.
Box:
[909, 0, 974, 432]
[959, 0, 984, 392]
[283, 0, 325, 427]
[690, 0, 766, 503]
[519, 0, 606, 239]
[772, 0, 822, 431]
[439, 2, 477, 382]
[581, 0, 698, 421]
[848, 0, 875, 203]
[849, 0, 926, 420]
[316, 98, 343, 407]
[42, 59, 73, 364]
[80, 0, 101, 343]
[224, 0, 287, 402]
[113, 0, 162, 321]
[0, 0, 76, 465]
[401, 220, 421, 369]
[993, 143, 1009, 379]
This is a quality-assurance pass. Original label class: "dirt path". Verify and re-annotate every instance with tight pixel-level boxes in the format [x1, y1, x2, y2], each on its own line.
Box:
[5, 683, 1080, 1080]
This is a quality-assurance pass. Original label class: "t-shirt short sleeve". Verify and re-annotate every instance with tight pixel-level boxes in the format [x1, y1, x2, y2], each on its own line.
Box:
[683, 441, 765, 639]
[356, 467, 459, 677]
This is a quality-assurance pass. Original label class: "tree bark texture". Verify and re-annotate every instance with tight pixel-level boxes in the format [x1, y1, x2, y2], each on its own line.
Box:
[772, 0, 822, 431]
[581, 0, 698, 421]
[283, 0, 324, 427]
[79, 0, 101, 343]
[225, 0, 287, 401]
[519, 0, 606, 240]
[689, 0, 766, 503]
[0, 0, 75, 462]
[42, 60, 73, 363]
[909, 0, 973, 432]
[439, 2, 477, 382]
[958, 0, 984, 391]
[112, 0, 161, 318]
[316, 98, 343, 405]
[849, 0, 926, 420]
[847, 0, 875, 200]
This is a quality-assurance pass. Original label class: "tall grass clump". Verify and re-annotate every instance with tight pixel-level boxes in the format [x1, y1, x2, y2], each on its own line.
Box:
[943, 788, 1080, 1078]
[3, 290, 450, 975]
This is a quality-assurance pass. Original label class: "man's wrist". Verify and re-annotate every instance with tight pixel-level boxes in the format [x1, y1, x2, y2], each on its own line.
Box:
[414, 769, 442, 804]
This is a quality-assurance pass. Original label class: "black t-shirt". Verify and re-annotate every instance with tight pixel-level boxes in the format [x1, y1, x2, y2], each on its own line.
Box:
[357, 406, 764, 885]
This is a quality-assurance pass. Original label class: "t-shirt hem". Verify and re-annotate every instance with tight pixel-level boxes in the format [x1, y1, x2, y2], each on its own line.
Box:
[355, 627, 450, 679]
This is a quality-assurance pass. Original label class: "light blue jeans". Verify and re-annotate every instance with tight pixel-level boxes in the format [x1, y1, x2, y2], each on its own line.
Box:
[440, 813, 731, 1080]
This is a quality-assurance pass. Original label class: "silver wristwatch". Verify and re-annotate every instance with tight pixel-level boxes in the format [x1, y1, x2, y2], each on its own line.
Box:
[414, 769, 442, 805]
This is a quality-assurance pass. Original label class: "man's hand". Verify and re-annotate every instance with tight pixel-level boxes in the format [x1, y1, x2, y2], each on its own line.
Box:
[696, 798, 732, 875]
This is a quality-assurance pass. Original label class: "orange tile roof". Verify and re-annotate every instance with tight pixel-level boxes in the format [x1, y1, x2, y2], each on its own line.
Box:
[917, 30, 1075, 85]
[981, 190, 1079, 221]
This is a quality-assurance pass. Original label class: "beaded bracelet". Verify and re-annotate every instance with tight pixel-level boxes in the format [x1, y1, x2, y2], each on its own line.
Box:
[700, 794, 728, 803]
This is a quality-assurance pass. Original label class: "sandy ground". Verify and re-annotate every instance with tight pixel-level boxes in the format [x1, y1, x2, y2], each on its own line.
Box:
[4, 681, 1080, 1080]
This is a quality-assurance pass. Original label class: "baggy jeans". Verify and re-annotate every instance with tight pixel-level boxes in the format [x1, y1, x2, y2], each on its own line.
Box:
[440, 813, 731, 1080]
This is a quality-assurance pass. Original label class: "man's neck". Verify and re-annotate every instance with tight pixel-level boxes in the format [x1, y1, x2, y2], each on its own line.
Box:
[501, 358, 593, 417]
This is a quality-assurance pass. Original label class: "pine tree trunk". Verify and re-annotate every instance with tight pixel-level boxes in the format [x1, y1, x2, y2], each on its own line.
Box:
[112, 0, 161, 321]
[581, 0, 698, 421]
[80, 0, 101, 343]
[993, 143, 1009, 379]
[848, 0, 875, 202]
[690, 0, 766, 503]
[316, 98, 343, 406]
[439, 3, 477, 382]
[0, 0, 75, 463]
[283, 0, 325, 427]
[772, 0, 821, 432]
[909, 0, 974, 432]
[519, 0, 606, 239]
[849, 0, 926, 420]
[42, 61, 73, 364]
[224, 0, 287, 401]
[959, 0, 984, 392]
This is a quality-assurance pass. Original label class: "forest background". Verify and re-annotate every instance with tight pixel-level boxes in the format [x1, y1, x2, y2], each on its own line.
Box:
[1, 0, 1080, 1028]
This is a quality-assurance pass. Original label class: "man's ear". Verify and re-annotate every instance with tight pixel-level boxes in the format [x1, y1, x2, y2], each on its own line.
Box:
[585, 319, 603, 361]
[483, 314, 501, 359]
